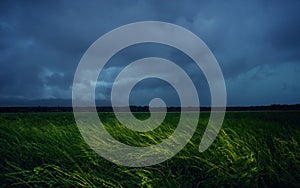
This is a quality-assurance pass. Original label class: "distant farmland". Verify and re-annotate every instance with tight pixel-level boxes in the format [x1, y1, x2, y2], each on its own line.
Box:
[0, 111, 299, 187]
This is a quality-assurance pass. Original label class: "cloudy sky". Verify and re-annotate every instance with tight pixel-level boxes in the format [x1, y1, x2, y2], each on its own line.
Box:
[1, 0, 300, 106]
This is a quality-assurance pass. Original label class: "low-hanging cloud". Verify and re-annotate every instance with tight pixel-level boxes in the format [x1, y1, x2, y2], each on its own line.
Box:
[0, 0, 300, 106]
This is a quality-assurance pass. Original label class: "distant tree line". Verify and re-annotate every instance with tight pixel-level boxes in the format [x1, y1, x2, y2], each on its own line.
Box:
[0, 104, 300, 113]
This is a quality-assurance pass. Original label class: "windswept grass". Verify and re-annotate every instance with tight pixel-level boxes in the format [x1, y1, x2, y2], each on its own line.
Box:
[0, 112, 299, 187]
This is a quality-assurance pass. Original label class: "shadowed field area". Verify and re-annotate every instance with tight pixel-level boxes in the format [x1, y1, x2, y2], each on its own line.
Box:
[0, 112, 299, 187]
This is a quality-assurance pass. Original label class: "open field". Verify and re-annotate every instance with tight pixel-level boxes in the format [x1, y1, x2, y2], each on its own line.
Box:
[0, 112, 299, 187]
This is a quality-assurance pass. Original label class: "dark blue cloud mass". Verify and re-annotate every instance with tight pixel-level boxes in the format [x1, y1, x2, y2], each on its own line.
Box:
[0, 0, 300, 106]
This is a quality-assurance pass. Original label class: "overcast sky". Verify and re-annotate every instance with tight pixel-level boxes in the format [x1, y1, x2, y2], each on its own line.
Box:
[1, 0, 300, 106]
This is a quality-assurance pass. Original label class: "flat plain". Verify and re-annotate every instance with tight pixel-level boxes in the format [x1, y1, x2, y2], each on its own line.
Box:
[0, 111, 299, 187]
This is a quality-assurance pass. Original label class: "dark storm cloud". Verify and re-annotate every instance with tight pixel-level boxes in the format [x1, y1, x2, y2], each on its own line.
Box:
[0, 0, 300, 106]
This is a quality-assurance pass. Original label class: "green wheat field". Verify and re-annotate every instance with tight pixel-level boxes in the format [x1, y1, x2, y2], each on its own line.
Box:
[0, 112, 299, 187]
